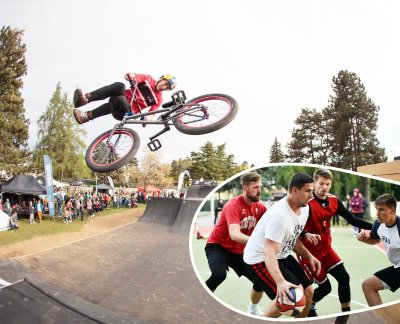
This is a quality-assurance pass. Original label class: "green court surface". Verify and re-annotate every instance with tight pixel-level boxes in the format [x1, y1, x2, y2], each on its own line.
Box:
[191, 223, 399, 318]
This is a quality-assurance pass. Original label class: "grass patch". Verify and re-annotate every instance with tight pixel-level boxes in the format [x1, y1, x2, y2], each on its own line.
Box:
[0, 204, 146, 246]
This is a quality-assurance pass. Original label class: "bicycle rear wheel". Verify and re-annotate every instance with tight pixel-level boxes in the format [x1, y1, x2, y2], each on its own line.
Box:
[173, 93, 238, 135]
[85, 128, 140, 173]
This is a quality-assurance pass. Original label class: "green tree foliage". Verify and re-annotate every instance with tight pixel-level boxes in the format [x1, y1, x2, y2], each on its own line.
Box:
[325, 70, 387, 170]
[189, 141, 236, 181]
[286, 71, 386, 171]
[233, 161, 251, 174]
[0, 27, 30, 174]
[170, 158, 192, 181]
[269, 137, 285, 163]
[32, 83, 90, 181]
[286, 108, 329, 164]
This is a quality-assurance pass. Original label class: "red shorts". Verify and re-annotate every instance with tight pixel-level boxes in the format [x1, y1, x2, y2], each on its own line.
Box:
[298, 246, 343, 284]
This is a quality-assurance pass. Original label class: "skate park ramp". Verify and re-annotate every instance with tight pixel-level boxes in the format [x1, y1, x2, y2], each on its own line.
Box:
[185, 184, 216, 198]
[138, 197, 182, 225]
[0, 275, 144, 324]
[139, 197, 202, 235]
[170, 198, 202, 235]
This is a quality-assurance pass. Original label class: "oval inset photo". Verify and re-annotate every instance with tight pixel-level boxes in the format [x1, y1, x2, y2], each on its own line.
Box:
[189, 163, 400, 322]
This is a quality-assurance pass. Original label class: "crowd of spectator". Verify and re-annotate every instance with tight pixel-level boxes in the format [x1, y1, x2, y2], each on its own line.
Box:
[0, 189, 159, 229]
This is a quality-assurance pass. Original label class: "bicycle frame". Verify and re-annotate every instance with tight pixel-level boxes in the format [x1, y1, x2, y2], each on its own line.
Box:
[105, 85, 208, 152]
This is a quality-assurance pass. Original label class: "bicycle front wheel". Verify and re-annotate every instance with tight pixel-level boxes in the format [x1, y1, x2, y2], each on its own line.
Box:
[173, 93, 238, 135]
[85, 128, 140, 173]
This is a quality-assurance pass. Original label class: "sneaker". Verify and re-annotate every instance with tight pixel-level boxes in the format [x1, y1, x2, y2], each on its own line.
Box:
[73, 109, 89, 124]
[73, 89, 88, 108]
[308, 307, 318, 317]
[247, 304, 262, 316]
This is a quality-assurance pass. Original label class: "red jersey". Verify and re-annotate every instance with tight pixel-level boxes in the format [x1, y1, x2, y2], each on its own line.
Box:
[124, 74, 163, 114]
[207, 195, 266, 254]
[300, 194, 339, 258]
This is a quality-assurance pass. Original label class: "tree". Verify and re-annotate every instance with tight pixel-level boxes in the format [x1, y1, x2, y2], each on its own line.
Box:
[32, 83, 90, 181]
[0, 27, 30, 175]
[234, 161, 251, 174]
[189, 141, 236, 181]
[324, 70, 386, 170]
[269, 137, 285, 163]
[170, 158, 192, 181]
[139, 149, 172, 189]
[286, 108, 329, 164]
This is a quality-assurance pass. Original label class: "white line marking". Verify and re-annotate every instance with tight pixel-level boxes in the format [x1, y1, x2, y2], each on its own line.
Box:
[328, 293, 368, 308]
[373, 245, 387, 256]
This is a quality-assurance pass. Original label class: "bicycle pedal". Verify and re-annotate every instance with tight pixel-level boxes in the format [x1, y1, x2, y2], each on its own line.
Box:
[147, 139, 162, 151]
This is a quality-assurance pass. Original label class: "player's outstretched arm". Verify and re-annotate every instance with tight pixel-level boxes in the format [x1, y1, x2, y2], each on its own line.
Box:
[357, 230, 380, 245]
[301, 231, 321, 246]
[228, 224, 249, 245]
[338, 200, 372, 230]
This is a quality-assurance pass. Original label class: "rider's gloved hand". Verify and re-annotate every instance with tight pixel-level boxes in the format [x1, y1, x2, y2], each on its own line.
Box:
[124, 73, 136, 81]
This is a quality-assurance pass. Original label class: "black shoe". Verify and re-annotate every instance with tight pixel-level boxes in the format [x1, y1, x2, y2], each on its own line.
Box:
[308, 309, 318, 317]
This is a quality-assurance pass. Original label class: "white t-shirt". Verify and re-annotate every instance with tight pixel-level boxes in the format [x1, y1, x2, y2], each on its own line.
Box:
[371, 216, 400, 268]
[244, 197, 309, 264]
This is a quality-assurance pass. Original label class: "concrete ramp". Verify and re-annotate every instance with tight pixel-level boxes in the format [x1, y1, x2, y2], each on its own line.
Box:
[138, 197, 182, 226]
[0, 278, 142, 323]
[171, 199, 202, 235]
[185, 185, 216, 198]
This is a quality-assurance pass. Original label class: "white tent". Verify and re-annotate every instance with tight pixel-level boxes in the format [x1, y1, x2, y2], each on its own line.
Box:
[0, 210, 10, 232]
[36, 176, 69, 188]
[53, 179, 69, 188]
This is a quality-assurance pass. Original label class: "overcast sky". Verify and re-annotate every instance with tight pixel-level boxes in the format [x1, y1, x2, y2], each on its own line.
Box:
[1, 0, 399, 167]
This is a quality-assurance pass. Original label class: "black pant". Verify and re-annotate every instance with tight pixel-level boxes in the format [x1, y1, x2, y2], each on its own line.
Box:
[205, 243, 262, 292]
[90, 82, 131, 120]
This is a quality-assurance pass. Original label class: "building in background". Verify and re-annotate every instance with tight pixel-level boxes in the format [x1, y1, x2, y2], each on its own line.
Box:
[357, 158, 400, 182]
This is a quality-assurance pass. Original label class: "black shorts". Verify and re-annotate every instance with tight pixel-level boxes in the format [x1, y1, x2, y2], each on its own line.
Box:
[205, 243, 262, 292]
[374, 266, 400, 292]
[245, 255, 313, 300]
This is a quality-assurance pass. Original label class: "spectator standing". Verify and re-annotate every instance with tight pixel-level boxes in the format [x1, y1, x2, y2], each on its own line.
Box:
[87, 197, 93, 218]
[4, 198, 11, 216]
[29, 201, 35, 224]
[350, 188, 364, 234]
[36, 199, 43, 223]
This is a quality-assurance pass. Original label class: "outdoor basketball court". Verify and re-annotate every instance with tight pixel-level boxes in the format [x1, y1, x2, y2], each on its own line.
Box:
[191, 210, 400, 321]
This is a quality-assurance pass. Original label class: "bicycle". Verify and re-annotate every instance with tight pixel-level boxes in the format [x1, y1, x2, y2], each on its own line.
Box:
[85, 80, 238, 173]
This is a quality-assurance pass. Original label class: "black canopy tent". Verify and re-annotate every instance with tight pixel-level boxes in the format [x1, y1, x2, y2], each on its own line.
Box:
[1, 175, 47, 195]
[1, 175, 47, 216]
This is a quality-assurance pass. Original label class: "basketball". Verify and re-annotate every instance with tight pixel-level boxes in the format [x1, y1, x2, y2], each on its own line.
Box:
[276, 287, 306, 316]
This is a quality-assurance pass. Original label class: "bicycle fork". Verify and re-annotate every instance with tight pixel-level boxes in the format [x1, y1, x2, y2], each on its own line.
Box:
[106, 124, 122, 154]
